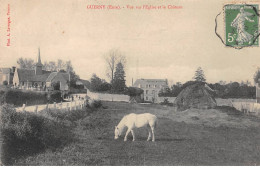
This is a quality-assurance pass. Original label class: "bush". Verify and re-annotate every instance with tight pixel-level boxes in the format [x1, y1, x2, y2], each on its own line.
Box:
[0, 104, 74, 165]
[0, 89, 48, 107]
[87, 100, 102, 109]
[125, 87, 144, 96]
[3, 80, 8, 86]
[47, 91, 63, 103]
[160, 98, 174, 106]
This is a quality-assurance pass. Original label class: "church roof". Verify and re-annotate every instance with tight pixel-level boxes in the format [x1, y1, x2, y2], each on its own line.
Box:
[17, 69, 51, 82]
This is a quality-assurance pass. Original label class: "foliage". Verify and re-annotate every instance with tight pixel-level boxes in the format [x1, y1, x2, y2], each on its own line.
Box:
[158, 80, 255, 99]
[193, 67, 206, 82]
[69, 87, 88, 94]
[0, 89, 48, 107]
[90, 74, 111, 92]
[160, 98, 174, 106]
[0, 104, 74, 165]
[3, 80, 8, 86]
[125, 87, 144, 96]
[112, 62, 126, 93]
[17, 58, 35, 69]
[253, 68, 260, 84]
[87, 100, 103, 109]
[47, 91, 63, 103]
[104, 49, 126, 83]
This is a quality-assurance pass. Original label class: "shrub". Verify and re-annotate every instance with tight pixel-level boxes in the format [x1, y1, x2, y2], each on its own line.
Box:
[0, 89, 48, 107]
[87, 100, 102, 109]
[0, 104, 74, 165]
[47, 91, 63, 103]
[125, 87, 144, 96]
[160, 98, 174, 106]
[3, 80, 8, 86]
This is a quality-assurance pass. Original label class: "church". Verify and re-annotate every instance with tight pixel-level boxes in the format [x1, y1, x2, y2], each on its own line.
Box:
[13, 49, 70, 93]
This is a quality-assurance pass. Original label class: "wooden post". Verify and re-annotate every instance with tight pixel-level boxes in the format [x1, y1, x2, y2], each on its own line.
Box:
[22, 104, 26, 112]
[67, 103, 69, 111]
[34, 105, 38, 113]
[70, 102, 73, 111]
[60, 103, 63, 110]
[46, 104, 49, 111]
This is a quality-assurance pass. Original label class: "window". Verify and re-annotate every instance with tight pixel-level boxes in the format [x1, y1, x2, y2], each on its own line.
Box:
[146, 90, 148, 94]
[146, 96, 148, 100]
[149, 84, 151, 88]
[155, 85, 157, 88]
[146, 84, 148, 88]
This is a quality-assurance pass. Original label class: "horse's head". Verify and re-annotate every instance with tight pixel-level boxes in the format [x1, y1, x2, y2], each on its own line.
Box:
[114, 126, 121, 140]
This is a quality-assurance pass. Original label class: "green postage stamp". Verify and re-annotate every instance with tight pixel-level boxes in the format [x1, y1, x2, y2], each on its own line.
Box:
[225, 4, 259, 47]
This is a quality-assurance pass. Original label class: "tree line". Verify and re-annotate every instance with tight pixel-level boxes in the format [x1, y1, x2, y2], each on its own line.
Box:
[159, 67, 257, 99]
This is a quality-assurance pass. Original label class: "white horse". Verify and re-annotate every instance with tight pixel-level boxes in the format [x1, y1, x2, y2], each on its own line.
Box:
[114, 113, 158, 142]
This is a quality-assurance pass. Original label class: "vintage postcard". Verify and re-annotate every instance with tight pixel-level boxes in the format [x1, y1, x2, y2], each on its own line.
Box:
[0, 0, 260, 166]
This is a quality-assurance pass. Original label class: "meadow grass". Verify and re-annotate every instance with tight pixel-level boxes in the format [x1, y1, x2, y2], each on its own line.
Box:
[10, 101, 260, 166]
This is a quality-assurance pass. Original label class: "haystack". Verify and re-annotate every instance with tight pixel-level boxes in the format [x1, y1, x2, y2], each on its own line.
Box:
[174, 82, 217, 111]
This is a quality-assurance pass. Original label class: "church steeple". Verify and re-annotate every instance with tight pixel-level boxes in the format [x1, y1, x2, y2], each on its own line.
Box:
[36, 48, 43, 66]
[35, 48, 43, 75]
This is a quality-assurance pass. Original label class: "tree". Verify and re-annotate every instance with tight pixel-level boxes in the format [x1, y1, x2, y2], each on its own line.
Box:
[90, 74, 103, 91]
[112, 62, 126, 93]
[254, 68, 260, 84]
[104, 49, 126, 83]
[43, 61, 56, 71]
[17, 58, 35, 69]
[193, 67, 206, 82]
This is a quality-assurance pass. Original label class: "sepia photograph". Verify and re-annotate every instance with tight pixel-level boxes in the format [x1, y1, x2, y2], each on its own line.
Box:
[0, 0, 260, 166]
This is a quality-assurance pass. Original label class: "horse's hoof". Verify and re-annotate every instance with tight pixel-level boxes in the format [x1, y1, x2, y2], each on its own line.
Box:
[132, 140, 135, 142]
[124, 139, 127, 142]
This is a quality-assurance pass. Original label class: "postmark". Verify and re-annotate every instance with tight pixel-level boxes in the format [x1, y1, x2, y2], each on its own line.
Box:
[224, 4, 259, 47]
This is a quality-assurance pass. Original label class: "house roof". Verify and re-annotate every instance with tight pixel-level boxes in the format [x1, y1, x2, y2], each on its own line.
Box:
[46, 72, 70, 82]
[133, 79, 168, 87]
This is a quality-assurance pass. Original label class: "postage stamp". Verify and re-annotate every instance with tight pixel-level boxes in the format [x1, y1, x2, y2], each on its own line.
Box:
[224, 4, 259, 47]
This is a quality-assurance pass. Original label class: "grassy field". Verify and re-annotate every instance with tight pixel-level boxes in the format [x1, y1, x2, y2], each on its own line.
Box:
[15, 101, 260, 166]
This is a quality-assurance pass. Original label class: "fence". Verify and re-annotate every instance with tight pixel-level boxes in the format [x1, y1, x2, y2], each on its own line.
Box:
[15, 99, 87, 113]
[232, 101, 260, 116]
[87, 91, 130, 102]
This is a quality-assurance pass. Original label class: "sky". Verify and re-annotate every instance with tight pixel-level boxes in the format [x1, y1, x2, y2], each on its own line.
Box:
[0, 0, 260, 86]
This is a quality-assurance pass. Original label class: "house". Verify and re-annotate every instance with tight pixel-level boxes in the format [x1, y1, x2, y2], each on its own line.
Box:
[0, 67, 15, 85]
[133, 79, 168, 103]
[46, 72, 70, 91]
[13, 49, 70, 93]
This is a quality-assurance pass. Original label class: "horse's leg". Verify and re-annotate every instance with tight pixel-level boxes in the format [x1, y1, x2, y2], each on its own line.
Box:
[124, 129, 131, 141]
[151, 126, 155, 142]
[147, 125, 152, 141]
[131, 130, 135, 141]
